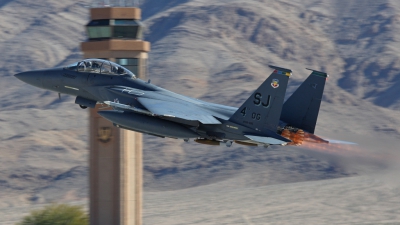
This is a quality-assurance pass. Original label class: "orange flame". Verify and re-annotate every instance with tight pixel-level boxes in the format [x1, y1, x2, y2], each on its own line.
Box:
[282, 129, 305, 146]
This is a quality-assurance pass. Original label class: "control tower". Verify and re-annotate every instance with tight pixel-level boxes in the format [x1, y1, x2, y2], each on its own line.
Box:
[81, 1, 150, 225]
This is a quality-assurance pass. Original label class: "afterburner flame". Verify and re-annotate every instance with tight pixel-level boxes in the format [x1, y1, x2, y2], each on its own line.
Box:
[300, 137, 395, 163]
[282, 129, 305, 145]
[281, 129, 338, 147]
[301, 141, 359, 155]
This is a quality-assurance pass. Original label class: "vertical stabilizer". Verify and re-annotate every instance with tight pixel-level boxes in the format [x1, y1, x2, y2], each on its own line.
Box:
[230, 65, 291, 132]
[280, 68, 328, 133]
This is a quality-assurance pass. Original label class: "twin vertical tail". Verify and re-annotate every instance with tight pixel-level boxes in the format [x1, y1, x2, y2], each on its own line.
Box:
[280, 68, 328, 134]
[229, 65, 292, 132]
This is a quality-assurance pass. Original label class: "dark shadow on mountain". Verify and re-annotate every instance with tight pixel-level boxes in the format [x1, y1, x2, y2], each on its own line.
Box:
[371, 75, 400, 108]
[145, 11, 185, 44]
[0, 0, 13, 8]
[44, 94, 73, 109]
[141, 0, 190, 20]
[339, 57, 400, 108]
[337, 58, 361, 92]
[53, 166, 87, 181]
[54, 50, 83, 67]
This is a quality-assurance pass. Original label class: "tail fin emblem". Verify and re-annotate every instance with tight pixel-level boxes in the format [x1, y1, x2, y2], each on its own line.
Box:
[271, 79, 280, 88]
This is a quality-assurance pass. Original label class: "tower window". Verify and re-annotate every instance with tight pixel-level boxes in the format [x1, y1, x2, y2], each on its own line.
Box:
[87, 26, 112, 39]
[113, 26, 138, 39]
[86, 19, 143, 40]
[116, 58, 139, 76]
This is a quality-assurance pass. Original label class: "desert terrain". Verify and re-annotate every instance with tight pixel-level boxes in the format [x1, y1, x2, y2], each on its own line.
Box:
[0, 0, 400, 224]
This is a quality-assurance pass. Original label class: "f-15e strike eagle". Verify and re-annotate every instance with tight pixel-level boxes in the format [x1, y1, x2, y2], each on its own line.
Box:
[15, 59, 334, 147]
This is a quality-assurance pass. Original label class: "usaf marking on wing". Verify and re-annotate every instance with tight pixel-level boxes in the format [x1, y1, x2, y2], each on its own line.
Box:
[15, 59, 350, 147]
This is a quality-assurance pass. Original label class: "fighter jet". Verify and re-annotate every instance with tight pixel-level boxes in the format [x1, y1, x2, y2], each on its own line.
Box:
[14, 59, 330, 147]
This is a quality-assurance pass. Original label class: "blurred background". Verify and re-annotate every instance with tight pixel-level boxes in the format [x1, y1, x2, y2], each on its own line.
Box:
[1, 0, 400, 224]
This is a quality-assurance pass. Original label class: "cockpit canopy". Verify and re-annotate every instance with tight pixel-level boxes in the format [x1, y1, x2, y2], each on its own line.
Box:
[65, 59, 135, 78]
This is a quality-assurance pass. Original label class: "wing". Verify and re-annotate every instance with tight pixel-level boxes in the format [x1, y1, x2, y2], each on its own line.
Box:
[137, 98, 222, 124]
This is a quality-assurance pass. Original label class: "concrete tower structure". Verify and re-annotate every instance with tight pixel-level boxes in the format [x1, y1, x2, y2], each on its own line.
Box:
[81, 6, 150, 225]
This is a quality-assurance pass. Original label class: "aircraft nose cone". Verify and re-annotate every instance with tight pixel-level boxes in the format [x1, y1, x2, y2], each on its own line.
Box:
[14, 71, 42, 88]
[14, 71, 28, 81]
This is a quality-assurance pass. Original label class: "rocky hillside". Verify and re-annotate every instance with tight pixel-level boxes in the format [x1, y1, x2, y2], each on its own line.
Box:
[0, 0, 400, 222]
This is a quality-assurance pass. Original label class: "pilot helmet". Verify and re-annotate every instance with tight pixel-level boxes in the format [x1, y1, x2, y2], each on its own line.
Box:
[85, 61, 92, 68]
[117, 67, 125, 74]
[112, 66, 118, 73]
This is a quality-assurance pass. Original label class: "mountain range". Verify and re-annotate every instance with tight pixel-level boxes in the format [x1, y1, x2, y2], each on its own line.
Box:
[0, 0, 399, 223]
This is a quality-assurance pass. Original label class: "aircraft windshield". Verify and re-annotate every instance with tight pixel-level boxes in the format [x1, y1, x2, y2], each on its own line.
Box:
[65, 62, 79, 71]
[65, 59, 135, 78]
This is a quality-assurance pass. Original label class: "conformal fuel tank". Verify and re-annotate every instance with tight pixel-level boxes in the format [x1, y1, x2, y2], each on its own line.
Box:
[98, 111, 199, 139]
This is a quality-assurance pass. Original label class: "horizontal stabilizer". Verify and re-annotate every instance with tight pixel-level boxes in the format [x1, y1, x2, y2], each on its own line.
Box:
[196, 115, 222, 124]
[245, 134, 290, 145]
